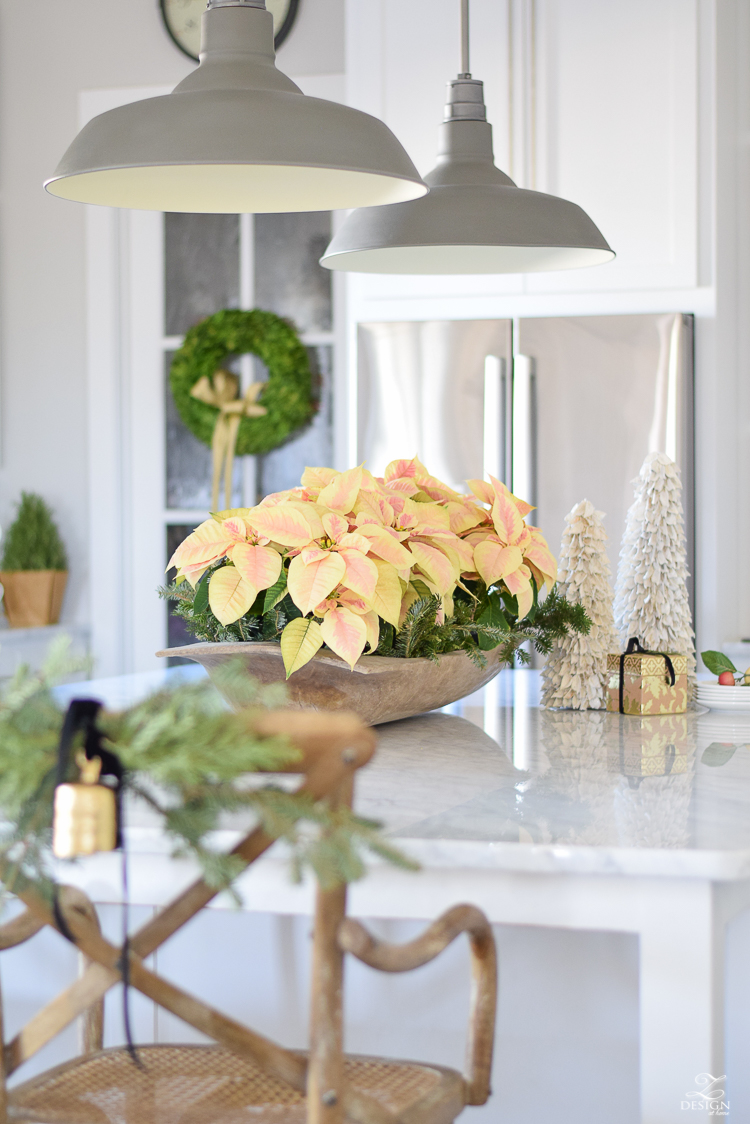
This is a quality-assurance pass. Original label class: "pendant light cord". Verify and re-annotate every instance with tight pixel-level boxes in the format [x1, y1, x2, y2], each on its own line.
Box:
[459, 0, 471, 77]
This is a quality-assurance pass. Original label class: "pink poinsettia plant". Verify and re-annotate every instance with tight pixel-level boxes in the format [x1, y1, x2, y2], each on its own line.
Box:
[165, 457, 586, 677]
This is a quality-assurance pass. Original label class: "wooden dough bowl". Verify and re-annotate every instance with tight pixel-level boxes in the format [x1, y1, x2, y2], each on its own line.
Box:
[157, 641, 505, 726]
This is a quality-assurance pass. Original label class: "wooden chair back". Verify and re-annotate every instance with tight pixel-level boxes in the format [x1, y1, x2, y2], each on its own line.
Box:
[0, 709, 496, 1124]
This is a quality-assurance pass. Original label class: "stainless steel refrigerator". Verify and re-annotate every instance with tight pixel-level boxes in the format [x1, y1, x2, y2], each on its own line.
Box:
[357, 313, 695, 607]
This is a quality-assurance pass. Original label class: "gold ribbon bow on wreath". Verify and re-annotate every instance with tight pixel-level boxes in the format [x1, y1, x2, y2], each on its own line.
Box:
[190, 370, 267, 510]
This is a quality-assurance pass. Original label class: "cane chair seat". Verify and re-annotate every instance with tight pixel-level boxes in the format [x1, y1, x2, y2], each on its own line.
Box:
[9, 1044, 465, 1124]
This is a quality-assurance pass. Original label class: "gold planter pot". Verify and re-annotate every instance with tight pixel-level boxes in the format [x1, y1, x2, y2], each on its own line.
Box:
[0, 571, 68, 628]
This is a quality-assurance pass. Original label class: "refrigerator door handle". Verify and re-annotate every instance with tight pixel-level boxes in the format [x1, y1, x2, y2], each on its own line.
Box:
[483, 355, 503, 482]
[512, 354, 536, 505]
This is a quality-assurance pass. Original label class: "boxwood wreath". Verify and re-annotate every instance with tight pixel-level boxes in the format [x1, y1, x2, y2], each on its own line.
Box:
[170, 308, 316, 457]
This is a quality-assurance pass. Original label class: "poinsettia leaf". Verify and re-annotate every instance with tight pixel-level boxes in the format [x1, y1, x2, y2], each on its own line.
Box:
[476, 592, 509, 650]
[364, 559, 402, 627]
[478, 591, 509, 628]
[248, 503, 316, 548]
[263, 570, 289, 613]
[473, 541, 523, 587]
[278, 593, 302, 622]
[362, 609, 380, 653]
[208, 567, 256, 626]
[248, 589, 266, 617]
[320, 606, 367, 669]
[501, 589, 519, 618]
[168, 518, 233, 573]
[407, 541, 455, 594]
[231, 543, 282, 594]
[318, 466, 363, 514]
[280, 617, 324, 677]
[488, 476, 525, 544]
[288, 552, 346, 615]
[193, 570, 210, 614]
[355, 524, 413, 569]
[339, 549, 378, 600]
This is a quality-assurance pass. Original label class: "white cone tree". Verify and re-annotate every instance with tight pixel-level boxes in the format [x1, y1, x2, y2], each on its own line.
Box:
[542, 499, 617, 710]
[613, 451, 695, 682]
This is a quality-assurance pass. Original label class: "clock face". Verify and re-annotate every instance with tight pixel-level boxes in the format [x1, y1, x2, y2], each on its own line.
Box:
[160, 0, 300, 61]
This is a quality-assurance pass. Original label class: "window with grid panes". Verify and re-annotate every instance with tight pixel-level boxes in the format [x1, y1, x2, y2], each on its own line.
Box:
[164, 211, 334, 653]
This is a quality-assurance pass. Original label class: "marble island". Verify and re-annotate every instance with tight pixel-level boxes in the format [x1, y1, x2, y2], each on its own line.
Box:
[365, 680, 750, 880]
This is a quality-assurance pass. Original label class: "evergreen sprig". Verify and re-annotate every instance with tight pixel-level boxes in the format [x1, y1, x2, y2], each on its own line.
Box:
[375, 581, 591, 667]
[1, 493, 68, 571]
[0, 642, 416, 902]
[163, 564, 590, 670]
[161, 565, 303, 644]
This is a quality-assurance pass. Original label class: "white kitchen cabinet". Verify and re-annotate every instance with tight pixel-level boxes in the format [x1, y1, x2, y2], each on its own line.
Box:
[345, 0, 702, 306]
[529, 0, 698, 295]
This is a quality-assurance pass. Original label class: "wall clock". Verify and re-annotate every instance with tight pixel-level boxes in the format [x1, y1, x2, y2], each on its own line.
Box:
[160, 0, 301, 61]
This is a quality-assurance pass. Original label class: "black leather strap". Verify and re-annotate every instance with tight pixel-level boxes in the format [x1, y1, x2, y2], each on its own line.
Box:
[55, 700, 102, 788]
[56, 699, 124, 847]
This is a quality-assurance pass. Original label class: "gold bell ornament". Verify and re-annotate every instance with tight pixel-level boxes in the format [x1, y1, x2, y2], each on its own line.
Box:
[52, 698, 122, 860]
[53, 751, 117, 859]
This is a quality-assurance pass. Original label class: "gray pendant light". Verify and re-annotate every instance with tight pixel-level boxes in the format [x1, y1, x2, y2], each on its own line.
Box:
[44, 0, 426, 214]
[321, 0, 614, 274]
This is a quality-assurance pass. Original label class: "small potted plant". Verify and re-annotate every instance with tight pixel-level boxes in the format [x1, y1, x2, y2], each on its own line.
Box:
[0, 493, 68, 628]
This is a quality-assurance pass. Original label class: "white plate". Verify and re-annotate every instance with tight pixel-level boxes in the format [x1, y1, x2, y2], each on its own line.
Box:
[697, 691, 749, 699]
[695, 685, 750, 711]
[696, 691, 750, 700]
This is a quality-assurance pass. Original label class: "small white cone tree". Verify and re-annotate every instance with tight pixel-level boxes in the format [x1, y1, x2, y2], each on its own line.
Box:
[613, 451, 695, 683]
[542, 499, 617, 710]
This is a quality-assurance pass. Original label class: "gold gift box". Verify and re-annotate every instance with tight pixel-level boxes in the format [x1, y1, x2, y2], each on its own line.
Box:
[606, 651, 689, 715]
[608, 715, 690, 776]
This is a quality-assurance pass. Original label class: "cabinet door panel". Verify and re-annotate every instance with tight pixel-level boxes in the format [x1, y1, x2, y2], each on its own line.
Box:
[529, 0, 698, 293]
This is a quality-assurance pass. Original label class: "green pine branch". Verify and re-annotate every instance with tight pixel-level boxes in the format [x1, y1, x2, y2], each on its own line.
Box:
[0, 643, 416, 899]
[371, 581, 589, 667]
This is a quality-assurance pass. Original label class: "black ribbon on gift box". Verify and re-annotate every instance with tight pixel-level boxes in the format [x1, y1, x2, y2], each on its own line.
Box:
[618, 637, 676, 715]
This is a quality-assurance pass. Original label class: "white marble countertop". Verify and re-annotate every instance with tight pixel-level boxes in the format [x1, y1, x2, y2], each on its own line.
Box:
[53, 666, 750, 885]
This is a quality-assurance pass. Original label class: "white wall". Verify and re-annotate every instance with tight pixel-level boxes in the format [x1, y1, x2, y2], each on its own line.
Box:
[0, 0, 343, 631]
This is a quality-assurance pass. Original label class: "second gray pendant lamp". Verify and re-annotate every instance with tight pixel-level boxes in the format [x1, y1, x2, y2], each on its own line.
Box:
[321, 0, 614, 274]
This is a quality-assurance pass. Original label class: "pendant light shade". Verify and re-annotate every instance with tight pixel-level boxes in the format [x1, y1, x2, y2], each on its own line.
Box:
[44, 0, 426, 214]
[321, 4, 614, 273]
